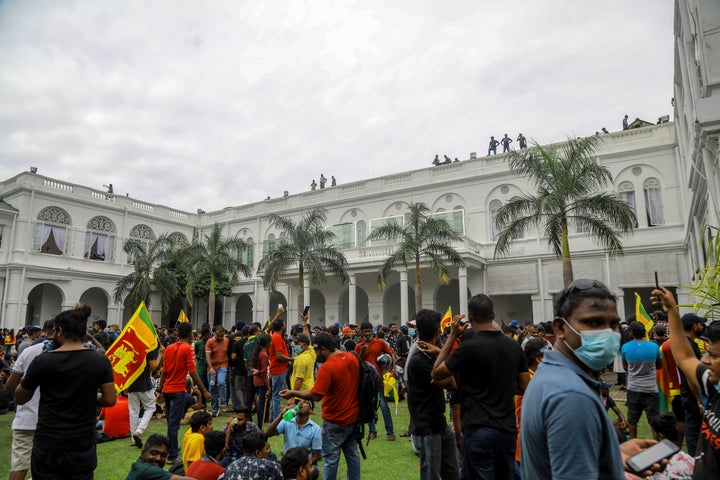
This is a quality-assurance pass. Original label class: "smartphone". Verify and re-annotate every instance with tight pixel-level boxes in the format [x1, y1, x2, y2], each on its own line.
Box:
[278, 303, 283, 310]
[654, 271, 659, 289]
[303, 305, 310, 316]
[626, 439, 679, 474]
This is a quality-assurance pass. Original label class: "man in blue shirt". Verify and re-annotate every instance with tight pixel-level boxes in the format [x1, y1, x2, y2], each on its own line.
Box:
[621, 321, 662, 439]
[266, 400, 322, 476]
[521, 279, 666, 479]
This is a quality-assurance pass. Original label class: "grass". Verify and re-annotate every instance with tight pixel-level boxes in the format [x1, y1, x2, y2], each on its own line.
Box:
[0, 391, 652, 479]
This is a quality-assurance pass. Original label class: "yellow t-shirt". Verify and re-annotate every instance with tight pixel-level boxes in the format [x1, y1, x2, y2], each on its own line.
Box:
[181, 429, 205, 471]
[290, 347, 316, 391]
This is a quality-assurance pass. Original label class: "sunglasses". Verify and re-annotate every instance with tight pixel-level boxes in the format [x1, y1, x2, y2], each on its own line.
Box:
[555, 279, 609, 308]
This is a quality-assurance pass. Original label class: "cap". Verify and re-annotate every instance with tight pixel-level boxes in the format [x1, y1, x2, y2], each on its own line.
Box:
[26, 325, 42, 334]
[509, 320, 519, 327]
[342, 326, 351, 336]
[682, 313, 708, 330]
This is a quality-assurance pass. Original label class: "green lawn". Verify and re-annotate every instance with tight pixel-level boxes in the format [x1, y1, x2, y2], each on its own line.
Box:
[0, 393, 652, 479]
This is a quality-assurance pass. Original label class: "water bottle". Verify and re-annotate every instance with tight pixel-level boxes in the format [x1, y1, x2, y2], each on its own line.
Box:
[283, 404, 301, 421]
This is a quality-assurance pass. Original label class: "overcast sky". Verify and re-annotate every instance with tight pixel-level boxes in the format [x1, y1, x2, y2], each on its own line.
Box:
[0, 0, 674, 213]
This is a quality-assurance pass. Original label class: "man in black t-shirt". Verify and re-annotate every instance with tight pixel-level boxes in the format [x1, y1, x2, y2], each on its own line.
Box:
[407, 309, 459, 480]
[230, 325, 249, 410]
[432, 294, 529, 480]
[15, 304, 116, 480]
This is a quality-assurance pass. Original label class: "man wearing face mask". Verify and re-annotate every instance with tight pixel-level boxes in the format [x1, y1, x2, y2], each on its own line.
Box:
[520, 279, 666, 479]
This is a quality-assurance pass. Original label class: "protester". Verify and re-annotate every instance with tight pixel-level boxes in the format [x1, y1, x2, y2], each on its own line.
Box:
[280, 333, 361, 480]
[252, 334, 272, 427]
[432, 294, 529, 480]
[185, 430, 227, 480]
[266, 399, 322, 476]
[205, 325, 230, 417]
[159, 322, 211, 465]
[521, 279, 666, 479]
[15, 304, 116, 480]
[678, 312, 707, 456]
[223, 431, 282, 480]
[221, 406, 261, 467]
[281, 446, 315, 480]
[126, 433, 195, 480]
[269, 309, 293, 420]
[622, 320, 662, 438]
[659, 285, 720, 479]
[181, 410, 213, 471]
[408, 309, 460, 480]
[356, 321, 395, 440]
[647, 412, 694, 480]
[128, 343, 163, 448]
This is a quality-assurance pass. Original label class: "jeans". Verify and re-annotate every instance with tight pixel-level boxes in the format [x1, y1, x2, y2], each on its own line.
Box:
[369, 395, 394, 436]
[209, 367, 228, 414]
[233, 374, 247, 410]
[270, 372, 286, 419]
[322, 420, 360, 480]
[164, 392, 189, 460]
[416, 425, 460, 480]
[31, 444, 96, 480]
[255, 385, 268, 427]
[128, 389, 156, 436]
[460, 426, 516, 480]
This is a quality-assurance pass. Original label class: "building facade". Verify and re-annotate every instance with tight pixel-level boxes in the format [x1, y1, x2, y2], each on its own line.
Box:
[0, 122, 690, 331]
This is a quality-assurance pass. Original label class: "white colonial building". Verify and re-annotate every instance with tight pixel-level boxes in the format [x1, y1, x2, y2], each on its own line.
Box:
[0, 121, 690, 331]
[1, 0, 716, 331]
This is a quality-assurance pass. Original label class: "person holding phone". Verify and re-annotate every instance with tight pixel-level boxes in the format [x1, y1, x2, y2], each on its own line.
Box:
[657, 285, 720, 479]
[520, 279, 666, 479]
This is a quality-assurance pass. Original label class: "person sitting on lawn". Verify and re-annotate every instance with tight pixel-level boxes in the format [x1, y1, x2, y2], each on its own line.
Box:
[181, 410, 213, 472]
[281, 446, 315, 480]
[266, 399, 322, 478]
[224, 431, 282, 480]
[185, 430, 227, 480]
[126, 433, 195, 480]
[221, 406, 261, 466]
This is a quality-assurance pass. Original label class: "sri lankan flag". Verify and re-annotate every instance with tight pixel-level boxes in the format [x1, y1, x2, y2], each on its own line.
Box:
[106, 302, 159, 392]
[440, 306, 452, 331]
[177, 309, 189, 323]
[635, 292, 654, 339]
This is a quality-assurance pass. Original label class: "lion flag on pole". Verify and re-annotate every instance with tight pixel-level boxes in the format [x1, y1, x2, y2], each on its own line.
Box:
[106, 302, 158, 392]
[440, 306, 453, 331]
[177, 309, 189, 323]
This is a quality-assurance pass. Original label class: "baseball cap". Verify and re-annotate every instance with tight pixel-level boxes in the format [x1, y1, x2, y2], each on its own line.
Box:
[26, 325, 42, 334]
[682, 313, 708, 330]
[312, 333, 339, 351]
[509, 319, 519, 327]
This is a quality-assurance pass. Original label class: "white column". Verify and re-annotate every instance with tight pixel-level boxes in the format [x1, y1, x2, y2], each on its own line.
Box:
[400, 269, 408, 324]
[349, 273, 357, 325]
[458, 266, 468, 316]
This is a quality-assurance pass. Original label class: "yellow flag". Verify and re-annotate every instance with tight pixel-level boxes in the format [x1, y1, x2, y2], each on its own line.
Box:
[177, 310, 189, 323]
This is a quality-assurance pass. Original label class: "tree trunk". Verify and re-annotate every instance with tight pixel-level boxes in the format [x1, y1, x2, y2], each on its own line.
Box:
[414, 258, 422, 313]
[561, 219, 574, 287]
[208, 275, 216, 326]
[298, 267, 305, 320]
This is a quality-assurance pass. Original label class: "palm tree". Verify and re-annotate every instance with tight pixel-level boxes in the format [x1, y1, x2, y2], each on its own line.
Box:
[258, 208, 349, 312]
[184, 223, 253, 325]
[368, 202, 465, 313]
[493, 135, 637, 287]
[114, 234, 179, 315]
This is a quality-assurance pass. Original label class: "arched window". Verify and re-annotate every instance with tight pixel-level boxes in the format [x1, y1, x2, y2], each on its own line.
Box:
[357, 220, 367, 248]
[33, 207, 71, 255]
[618, 181, 638, 228]
[643, 178, 664, 226]
[489, 200, 502, 240]
[240, 237, 254, 267]
[168, 232, 188, 247]
[85, 216, 116, 261]
[127, 224, 155, 264]
[263, 233, 277, 256]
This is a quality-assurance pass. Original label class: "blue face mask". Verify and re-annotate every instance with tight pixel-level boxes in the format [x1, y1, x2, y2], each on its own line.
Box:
[293, 345, 302, 354]
[408, 328, 416, 337]
[563, 319, 620, 371]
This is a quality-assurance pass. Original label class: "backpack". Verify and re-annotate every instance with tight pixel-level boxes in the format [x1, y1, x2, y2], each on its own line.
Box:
[350, 351, 383, 458]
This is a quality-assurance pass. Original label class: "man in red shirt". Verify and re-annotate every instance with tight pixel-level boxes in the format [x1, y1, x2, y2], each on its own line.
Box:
[160, 322, 211, 464]
[269, 314, 292, 420]
[281, 333, 361, 480]
[205, 325, 230, 417]
[356, 321, 395, 440]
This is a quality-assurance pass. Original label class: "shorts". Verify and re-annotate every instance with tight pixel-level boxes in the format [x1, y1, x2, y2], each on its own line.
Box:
[11, 429, 35, 472]
[626, 390, 660, 425]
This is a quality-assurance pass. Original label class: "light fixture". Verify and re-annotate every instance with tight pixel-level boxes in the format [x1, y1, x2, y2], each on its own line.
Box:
[30, 167, 38, 173]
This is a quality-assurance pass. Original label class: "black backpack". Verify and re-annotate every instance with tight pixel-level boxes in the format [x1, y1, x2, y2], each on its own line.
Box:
[350, 351, 383, 458]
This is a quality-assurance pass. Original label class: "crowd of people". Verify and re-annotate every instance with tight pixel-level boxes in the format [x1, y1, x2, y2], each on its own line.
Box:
[1, 280, 719, 479]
